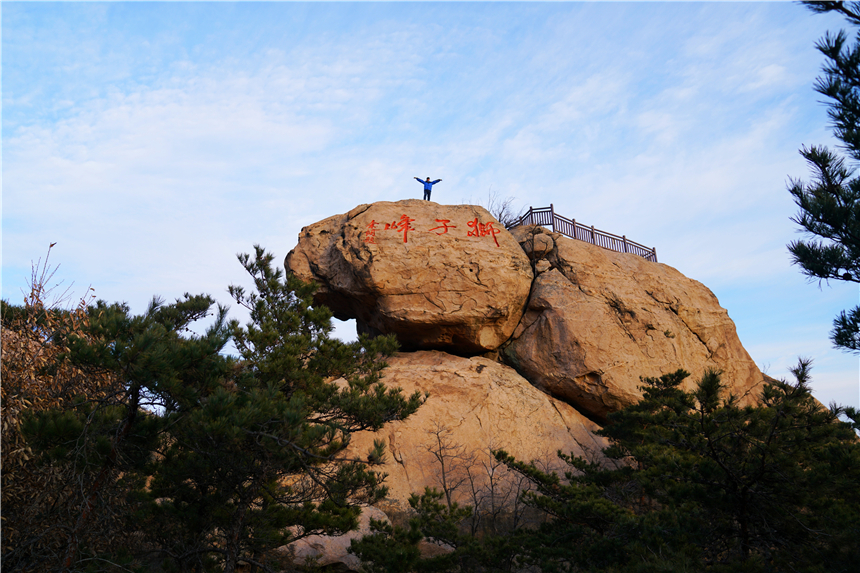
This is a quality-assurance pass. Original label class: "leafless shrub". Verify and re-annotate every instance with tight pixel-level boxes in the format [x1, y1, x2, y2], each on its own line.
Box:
[1, 246, 133, 572]
[463, 188, 528, 229]
[422, 422, 557, 537]
[424, 421, 476, 510]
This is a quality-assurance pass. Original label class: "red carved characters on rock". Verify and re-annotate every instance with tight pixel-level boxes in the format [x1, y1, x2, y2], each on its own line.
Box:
[364, 214, 500, 247]
[467, 218, 501, 247]
[383, 214, 416, 243]
[428, 219, 457, 235]
[364, 220, 379, 244]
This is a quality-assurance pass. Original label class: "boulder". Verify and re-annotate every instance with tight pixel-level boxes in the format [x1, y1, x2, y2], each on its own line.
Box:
[505, 226, 764, 422]
[285, 200, 533, 353]
[346, 351, 608, 513]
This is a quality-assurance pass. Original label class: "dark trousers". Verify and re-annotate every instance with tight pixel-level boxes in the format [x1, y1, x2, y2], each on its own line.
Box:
[424, 189, 431, 200]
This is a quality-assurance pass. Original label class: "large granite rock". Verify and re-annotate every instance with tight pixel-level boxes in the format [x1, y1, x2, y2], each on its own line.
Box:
[285, 200, 533, 354]
[346, 351, 607, 512]
[505, 226, 764, 422]
[278, 205, 772, 569]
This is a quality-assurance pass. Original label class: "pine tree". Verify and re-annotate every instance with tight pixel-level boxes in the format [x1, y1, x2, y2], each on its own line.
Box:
[601, 364, 860, 571]
[788, 1, 860, 352]
[19, 246, 423, 572]
[490, 366, 860, 572]
[135, 246, 423, 572]
[20, 293, 234, 571]
[349, 487, 477, 573]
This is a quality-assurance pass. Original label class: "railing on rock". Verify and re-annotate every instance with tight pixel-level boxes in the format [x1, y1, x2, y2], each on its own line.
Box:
[508, 204, 658, 263]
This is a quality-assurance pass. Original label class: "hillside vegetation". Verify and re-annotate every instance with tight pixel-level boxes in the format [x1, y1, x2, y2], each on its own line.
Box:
[3, 244, 859, 573]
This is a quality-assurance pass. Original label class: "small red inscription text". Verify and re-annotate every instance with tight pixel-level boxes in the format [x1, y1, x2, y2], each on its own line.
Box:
[364, 220, 379, 243]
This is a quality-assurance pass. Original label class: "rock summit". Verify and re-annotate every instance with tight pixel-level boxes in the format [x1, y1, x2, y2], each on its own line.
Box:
[286, 200, 533, 353]
[284, 200, 764, 515]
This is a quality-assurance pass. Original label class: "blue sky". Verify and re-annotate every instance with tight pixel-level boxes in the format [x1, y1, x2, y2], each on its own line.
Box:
[3, 1, 858, 409]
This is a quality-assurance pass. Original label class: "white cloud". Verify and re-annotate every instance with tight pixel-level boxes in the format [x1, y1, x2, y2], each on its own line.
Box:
[3, 1, 855, 411]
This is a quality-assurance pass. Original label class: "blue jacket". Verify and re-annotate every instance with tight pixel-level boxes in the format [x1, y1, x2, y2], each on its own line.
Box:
[415, 177, 441, 191]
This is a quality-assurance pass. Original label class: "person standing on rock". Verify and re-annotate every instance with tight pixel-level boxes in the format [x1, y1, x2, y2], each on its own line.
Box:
[415, 176, 441, 200]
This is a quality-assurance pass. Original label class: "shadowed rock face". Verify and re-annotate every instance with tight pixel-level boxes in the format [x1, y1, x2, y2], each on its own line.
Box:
[285, 200, 533, 353]
[505, 226, 763, 422]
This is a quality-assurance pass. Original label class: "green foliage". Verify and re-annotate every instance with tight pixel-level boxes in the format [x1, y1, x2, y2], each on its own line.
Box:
[349, 488, 478, 573]
[788, 2, 860, 352]
[493, 450, 638, 573]
[133, 246, 422, 572]
[349, 517, 424, 573]
[1, 263, 132, 573]
[18, 245, 422, 572]
[407, 488, 474, 551]
[606, 364, 860, 570]
[228, 246, 423, 432]
[488, 365, 860, 573]
[2, 297, 30, 327]
[19, 292, 234, 571]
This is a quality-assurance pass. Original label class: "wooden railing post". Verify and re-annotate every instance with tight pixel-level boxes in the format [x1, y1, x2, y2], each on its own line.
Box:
[504, 204, 656, 262]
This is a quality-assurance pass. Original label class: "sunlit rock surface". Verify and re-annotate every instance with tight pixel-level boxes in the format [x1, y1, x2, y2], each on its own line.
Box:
[285, 200, 533, 353]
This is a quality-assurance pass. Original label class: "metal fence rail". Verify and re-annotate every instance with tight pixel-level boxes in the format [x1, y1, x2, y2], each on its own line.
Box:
[508, 204, 657, 263]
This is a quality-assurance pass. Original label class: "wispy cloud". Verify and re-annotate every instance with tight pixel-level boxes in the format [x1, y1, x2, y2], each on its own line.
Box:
[3, 2, 857, 407]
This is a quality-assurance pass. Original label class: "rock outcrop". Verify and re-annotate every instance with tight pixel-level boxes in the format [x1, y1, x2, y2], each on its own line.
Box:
[285, 200, 533, 353]
[506, 226, 763, 421]
[346, 351, 607, 511]
[284, 203, 766, 514]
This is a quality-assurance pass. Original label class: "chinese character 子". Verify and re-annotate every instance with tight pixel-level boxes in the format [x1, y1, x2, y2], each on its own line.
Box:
[383, 214, 416, 243]
[467, 218, 501, 247]
[364, 220, 379, 244]
[428, 219, 457, 235]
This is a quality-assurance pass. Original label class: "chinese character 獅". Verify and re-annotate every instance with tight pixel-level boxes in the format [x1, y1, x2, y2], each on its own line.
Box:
[467, 218, 501, 247]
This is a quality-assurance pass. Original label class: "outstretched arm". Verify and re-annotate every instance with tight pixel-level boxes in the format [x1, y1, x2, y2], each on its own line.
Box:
[432, 179, 442, 184]
[414, 177, 422, 183]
